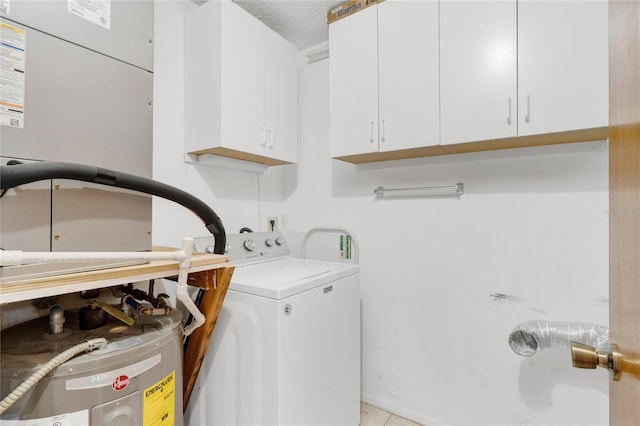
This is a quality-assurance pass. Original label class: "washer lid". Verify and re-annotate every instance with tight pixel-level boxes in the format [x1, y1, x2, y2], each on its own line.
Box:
[230, 257, 358, 299]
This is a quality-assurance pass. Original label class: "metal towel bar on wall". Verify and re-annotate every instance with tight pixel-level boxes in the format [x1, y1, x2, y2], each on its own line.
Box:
[374, 183, 464, 199]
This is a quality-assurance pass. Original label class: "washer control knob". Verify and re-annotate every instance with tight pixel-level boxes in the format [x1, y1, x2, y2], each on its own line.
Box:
[265, 239, 275, 247]
[243, 239, 256, 251]
[275, 237, 285, 246]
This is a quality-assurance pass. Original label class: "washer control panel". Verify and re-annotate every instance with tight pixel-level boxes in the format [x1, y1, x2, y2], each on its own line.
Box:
[193, 231, 290, 264]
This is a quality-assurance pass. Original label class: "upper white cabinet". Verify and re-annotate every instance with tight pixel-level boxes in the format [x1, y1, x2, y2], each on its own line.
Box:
[440, 0, 608, 145]
[330, 0, 440, 159]
[440, 0, 517, 145]
[517, 0, 608, 136]
[264, 26, 298, 163]
[378, 1, 440, 153]
[330, 6, 379, 158]
[185, 0, 297, 166]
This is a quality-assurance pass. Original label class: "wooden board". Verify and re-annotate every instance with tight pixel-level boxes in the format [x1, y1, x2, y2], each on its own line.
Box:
[0, 249, 229, 304]
[182, 265, 234, 411]
[333, 127, 609, 164]
[188, 147, 292, 166]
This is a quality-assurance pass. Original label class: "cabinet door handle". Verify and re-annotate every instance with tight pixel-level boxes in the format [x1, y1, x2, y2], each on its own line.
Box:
[507, 97, 512, 125]
[370, 120, 375, 143]
[525, 94, 531, 123]
[267, 128, 274, 149]
[260, 125, 266, 147]
[381, 119, 386, 142]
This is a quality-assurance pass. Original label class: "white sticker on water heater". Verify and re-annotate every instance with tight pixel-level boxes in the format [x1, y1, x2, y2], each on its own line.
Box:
[0, 409, 89, 425]
[0, 22, 25, 128]
[67, 0, 111, 29]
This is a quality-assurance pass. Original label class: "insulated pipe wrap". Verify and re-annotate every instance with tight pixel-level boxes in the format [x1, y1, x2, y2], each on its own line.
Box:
[508, 320, 609, 356]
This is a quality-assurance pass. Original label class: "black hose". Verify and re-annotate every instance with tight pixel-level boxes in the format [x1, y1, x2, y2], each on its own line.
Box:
[0, 159, 23, 198]
[0, 161, 226, 254]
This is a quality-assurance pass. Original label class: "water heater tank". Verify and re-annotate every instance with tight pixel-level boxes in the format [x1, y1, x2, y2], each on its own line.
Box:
[0, 308, 184, 425]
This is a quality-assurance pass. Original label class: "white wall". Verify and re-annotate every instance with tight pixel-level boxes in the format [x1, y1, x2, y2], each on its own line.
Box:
[154, 3, 610, 424]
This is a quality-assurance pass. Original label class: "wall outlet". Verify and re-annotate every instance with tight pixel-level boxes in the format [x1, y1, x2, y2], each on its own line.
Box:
[267, 217, 279, 231]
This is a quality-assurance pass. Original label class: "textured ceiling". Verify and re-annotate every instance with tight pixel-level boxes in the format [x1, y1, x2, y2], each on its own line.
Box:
[233, 0, 341, 50]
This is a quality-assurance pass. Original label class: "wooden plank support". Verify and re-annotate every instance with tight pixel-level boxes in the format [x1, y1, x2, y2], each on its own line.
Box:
[182, 265, 234, 411]
[187, 269, 217, 289]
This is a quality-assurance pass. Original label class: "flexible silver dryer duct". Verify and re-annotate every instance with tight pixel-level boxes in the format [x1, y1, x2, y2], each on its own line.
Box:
[508, 320, 609, 356]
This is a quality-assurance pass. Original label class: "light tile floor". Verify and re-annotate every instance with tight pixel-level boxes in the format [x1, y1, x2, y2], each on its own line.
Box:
[360, 402, 422, 426]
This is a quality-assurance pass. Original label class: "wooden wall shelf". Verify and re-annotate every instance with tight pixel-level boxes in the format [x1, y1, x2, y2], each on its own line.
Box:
[333, 127, 609, 165]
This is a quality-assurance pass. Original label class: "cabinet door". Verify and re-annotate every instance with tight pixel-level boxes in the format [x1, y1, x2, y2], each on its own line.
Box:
[329, 6, 379, 158]
[518, 0, 608, 136]
[265, 27, 298, 163]
[440, 0, 517, 145]
[378, 0, 439, 152]
[51, 181, 151, 251]
[2, 0, 153, 71]
[0, 159, 51, 252]
[2, 21, 152, 177]
[220, 1, 265, 157]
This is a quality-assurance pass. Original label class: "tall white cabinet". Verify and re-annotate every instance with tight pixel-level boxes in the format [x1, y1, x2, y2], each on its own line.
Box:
[329, 6, 379, 158]
[185, 0, 297, 166]
[378, 0, 440, 153]
[439, 0, 518, 145]
[517, 0, 608, 136]
[265, 29, 298, 162]
[330, 0, 440, 159]
[440, 0, 608, 145]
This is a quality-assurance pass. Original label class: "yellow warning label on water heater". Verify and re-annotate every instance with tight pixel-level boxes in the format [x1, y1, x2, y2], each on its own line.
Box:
[143, 370, 175, 426]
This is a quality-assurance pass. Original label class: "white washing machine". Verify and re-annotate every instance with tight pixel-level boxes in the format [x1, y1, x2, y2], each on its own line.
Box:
[186, 231, 361, 426]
